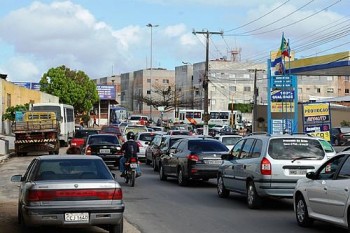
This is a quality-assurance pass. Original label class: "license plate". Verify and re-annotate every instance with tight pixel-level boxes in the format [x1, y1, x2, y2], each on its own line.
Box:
[207, 160, 222, 164]
[130, 163, 138, 168]
[289, 169, 307, 175]
[99, 149, 110, 153]
[65, 213, 89, 222]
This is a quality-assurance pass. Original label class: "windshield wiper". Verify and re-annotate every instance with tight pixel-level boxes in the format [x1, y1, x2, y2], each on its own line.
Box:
[291, 156, 318, 163]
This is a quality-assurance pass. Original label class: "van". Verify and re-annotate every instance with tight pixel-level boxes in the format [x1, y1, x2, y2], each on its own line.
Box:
[128, 115, 149, 125]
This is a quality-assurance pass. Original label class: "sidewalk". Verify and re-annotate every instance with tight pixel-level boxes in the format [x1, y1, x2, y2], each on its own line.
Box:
[0, 134, 15, 164]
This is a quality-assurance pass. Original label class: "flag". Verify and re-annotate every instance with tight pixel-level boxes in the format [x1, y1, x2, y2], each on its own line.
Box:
[279, 33, 290, 58]
[271, 33, 290, 75]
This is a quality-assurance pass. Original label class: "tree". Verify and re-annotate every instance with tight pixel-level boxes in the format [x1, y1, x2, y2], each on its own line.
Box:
[39, 65, 99, 114]
[2, 104, 29, 121]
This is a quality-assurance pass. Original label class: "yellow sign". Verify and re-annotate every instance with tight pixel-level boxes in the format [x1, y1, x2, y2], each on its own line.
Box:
[303, 103, 329, 117]
[271, 102, 294, 113]
[308, 131, 330, 141]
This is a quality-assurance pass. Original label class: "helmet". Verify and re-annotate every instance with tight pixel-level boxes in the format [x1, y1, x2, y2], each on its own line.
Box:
[127, 131, 135, 140]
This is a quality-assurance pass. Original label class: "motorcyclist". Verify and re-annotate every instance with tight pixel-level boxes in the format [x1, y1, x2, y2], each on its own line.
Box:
[120, 131, 142, 177]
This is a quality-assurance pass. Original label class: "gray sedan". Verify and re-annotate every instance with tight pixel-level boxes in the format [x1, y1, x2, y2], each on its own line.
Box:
[11, 155, 124, 233]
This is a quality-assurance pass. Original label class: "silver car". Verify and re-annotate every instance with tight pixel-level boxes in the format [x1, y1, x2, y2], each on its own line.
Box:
[217, 134, 335, 209]
[11, 155, 124, 233]
[294, 152, 350, 230]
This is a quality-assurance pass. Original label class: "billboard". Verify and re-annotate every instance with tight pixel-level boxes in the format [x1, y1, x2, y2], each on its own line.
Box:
[302, 103, 331, 141]
[97, 85, 116, 100]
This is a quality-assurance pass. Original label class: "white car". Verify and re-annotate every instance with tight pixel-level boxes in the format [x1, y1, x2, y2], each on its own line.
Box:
[215, 135, 242, 150]
[134, 132, 159, 162]
[294, 152, 350, 230]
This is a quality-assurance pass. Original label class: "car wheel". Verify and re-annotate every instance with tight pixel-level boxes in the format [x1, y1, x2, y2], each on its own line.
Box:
[54, 150, 59, 155]
[217, 175, 230, 198]
[109, 217, 123, 233]
[295, 194, 313, 227]
[153, 158, 159, 171]
[247, 181, 262, 209]
[159, 164, 167, 181]
[177, 168, 188, 186]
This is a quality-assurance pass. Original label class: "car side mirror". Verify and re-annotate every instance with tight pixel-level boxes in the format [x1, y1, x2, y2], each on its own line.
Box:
[306, 171, 316, 179]
[221, 154, 234, 160]
[11, 175, 23, 182]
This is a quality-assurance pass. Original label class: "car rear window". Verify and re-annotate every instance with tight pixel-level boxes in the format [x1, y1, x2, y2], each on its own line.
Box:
[139, 133, 156, 142]
[268, 138, 325, 160]
[101, 127, 121, 134]
[88, 135, 120, 145]
[188, 140, 229, 152]
[35, 159, 113, 180]
[222, 137, 241, 145]
[75, 130, 98, 138]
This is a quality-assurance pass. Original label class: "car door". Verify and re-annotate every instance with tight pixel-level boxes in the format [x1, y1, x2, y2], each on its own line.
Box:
[169, 140, 187, 175]
[162, 140, 181, 175]
[19, 159, 39, 205]
[305, 154, 346, 215]
[322, 154, 350, 218]
[233, 138, 256, 192]
[224, 139, 245, 189]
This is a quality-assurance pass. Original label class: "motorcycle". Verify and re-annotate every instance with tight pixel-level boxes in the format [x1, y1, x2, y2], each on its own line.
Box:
[124, 157, 138, 187]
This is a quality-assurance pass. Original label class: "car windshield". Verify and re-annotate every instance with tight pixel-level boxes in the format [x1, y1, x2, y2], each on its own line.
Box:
[101, 127, 120, 134]
[74, 130, 98, 138]
[88, 135, 119, 145]
[188, 140, 229, 152]
[35, 159, 113, 180]
[268, 138, 325, 160]
[222, 137, 241, 145]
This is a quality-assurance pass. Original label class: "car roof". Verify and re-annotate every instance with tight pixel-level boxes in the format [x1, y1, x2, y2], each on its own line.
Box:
[37, 155, 102, 160]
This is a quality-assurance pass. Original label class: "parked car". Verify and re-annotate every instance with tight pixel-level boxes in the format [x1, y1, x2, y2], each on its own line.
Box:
[134, 132, 159, 162]
[331, 127, 350, 146]
[11, 155, 124, 233]
[159, 137, 229, 185]
[217, 134, 336, 209]
[82, 134, 123, 169]
[215, 135, 242, 150]
[69, 129, 99, 149]
[293, 151, 350, 230]
[100, 125, 124, 143]
[146, 135, 192, 171]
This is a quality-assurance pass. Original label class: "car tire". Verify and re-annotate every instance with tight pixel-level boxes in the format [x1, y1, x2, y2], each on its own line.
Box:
[247, 181, 262, 209]
[295, 194, 313, 227]
[217, 175, 230, 198]
[109, 217, 123, 233]
[153, 158, 158, 171]
[159, 164, 167, 181]
[177, 168, 188, 186]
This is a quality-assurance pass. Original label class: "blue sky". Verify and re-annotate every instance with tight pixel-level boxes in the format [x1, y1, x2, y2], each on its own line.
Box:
[0, 0, 349, 82]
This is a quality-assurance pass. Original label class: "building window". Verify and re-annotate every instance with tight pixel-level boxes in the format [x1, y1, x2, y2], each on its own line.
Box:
[306, 88, 310, 91]
[316, 88, 321, 93]
[327, 76, 333, 81]
[345, 76, 350, 81]
[195, 90, 200, 96]
[244, 86, 251, 92]
[6, 93, 11, 107]
[345, 89, 349, 94]
[327, 88, 334, 93]
[147, 79, 151, 83]
[147, 90, 151, 95]
[211, 99, 216, 105]
[229, 86, 236, 92]
[163, 79, 169, 84]
[298, 88, 302, 93]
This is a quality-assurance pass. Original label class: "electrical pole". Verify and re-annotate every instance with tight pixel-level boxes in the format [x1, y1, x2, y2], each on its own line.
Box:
[192, 30, 223, 135]
[250, 68, 265, 132]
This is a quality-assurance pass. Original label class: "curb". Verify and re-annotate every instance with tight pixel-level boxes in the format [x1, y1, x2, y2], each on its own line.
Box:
[0, 152, 15, 164]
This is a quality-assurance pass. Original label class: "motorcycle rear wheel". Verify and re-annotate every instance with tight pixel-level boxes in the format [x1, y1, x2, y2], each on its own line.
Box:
[130, 170, 136, 187]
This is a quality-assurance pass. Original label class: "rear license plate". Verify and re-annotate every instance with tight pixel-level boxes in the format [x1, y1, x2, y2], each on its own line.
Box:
[130, 163, 138, 168]
[65, 213, 89, 222]
[100, 149, 110, 153]
[207, 160, 222, 164]
[289, 169, 307, 175]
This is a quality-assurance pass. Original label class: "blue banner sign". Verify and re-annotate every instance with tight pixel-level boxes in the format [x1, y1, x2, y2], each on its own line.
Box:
[271, 90, 294, 100]
[97, 85, 116, 100]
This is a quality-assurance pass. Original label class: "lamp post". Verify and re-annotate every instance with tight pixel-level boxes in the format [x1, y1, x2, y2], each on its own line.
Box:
[146, 23, 159, 121]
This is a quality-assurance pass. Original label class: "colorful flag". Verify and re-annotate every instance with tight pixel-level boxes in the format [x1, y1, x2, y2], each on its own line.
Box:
[279, 33, 290, 58]
[271, 33, 290, 75]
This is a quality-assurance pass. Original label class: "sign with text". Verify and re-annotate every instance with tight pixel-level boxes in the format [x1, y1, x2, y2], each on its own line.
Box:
[271, 102, 294, 113]
[271, 90, 294, 100]
[302, 103, 331, 141]
[97, 85, 116, 100]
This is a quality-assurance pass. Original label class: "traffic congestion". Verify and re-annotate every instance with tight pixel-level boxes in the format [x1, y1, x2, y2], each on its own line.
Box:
[1, 114, 350, 233]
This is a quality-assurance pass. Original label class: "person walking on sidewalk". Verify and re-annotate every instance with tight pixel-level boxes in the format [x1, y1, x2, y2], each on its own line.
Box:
[93, 115, 99, 128]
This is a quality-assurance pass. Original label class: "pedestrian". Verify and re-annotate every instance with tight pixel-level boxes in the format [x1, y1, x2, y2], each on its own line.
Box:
[93, 115, 99, 128]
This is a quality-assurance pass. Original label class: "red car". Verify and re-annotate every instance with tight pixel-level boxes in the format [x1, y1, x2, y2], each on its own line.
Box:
[69, 129, 99, 149]
[100, 125, 125, 143]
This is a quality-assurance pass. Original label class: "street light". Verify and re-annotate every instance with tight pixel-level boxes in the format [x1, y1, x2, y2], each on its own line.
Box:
[146, 23, 159, 121]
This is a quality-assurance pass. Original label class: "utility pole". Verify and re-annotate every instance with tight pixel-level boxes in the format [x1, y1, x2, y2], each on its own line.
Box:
[251, 68, 265, 132]
[192, 30, 223, 135]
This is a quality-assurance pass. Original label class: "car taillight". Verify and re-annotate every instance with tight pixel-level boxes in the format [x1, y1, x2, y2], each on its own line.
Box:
[71, 142, 77, 146]
[27, 188, 123, 201]
[130, 157, 137, 163]
[261, 157, 271, 175]
[187, 154, 199, 162]
[86, 146, 92, 155]
[136, 141, 143, 147]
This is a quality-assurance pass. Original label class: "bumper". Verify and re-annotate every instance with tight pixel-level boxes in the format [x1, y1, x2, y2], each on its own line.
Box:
[256, 180, 298, 198]
[22, 205, 125, 227]
[188, 166, 219, 179]
[97, 155, 122, 167]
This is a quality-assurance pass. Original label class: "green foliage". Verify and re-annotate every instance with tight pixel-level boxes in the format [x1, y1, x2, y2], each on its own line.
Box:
[228, 103, 253, 113]
[340, 120, 350, 127]
[39, 65, 99, 114]
[2, 104, 30, 121]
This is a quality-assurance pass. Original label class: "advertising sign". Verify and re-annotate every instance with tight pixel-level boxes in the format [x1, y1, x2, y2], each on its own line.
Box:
[271, 102, 294, 113]
[303, 103, 330, 117]
[302, 103, 331, 141]
[97, 85, 116, 100]
[272, 119, 293, 135]
[271, 90, 294, 100]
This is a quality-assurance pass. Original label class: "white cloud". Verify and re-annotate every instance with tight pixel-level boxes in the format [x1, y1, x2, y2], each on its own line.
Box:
[164, 24, 187, 37]
[2, 56, 40, 82]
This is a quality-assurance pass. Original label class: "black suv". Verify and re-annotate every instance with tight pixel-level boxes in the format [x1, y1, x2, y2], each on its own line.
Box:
[159, 137, 229, 186]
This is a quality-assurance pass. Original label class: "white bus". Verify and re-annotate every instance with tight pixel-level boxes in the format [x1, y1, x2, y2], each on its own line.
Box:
[209, 110, 243, 128]
[178, 109, 204, 125]
[32, 103, 75, 146]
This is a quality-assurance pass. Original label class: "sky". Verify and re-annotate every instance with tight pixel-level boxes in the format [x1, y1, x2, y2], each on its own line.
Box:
[0, 0, 349, 82]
